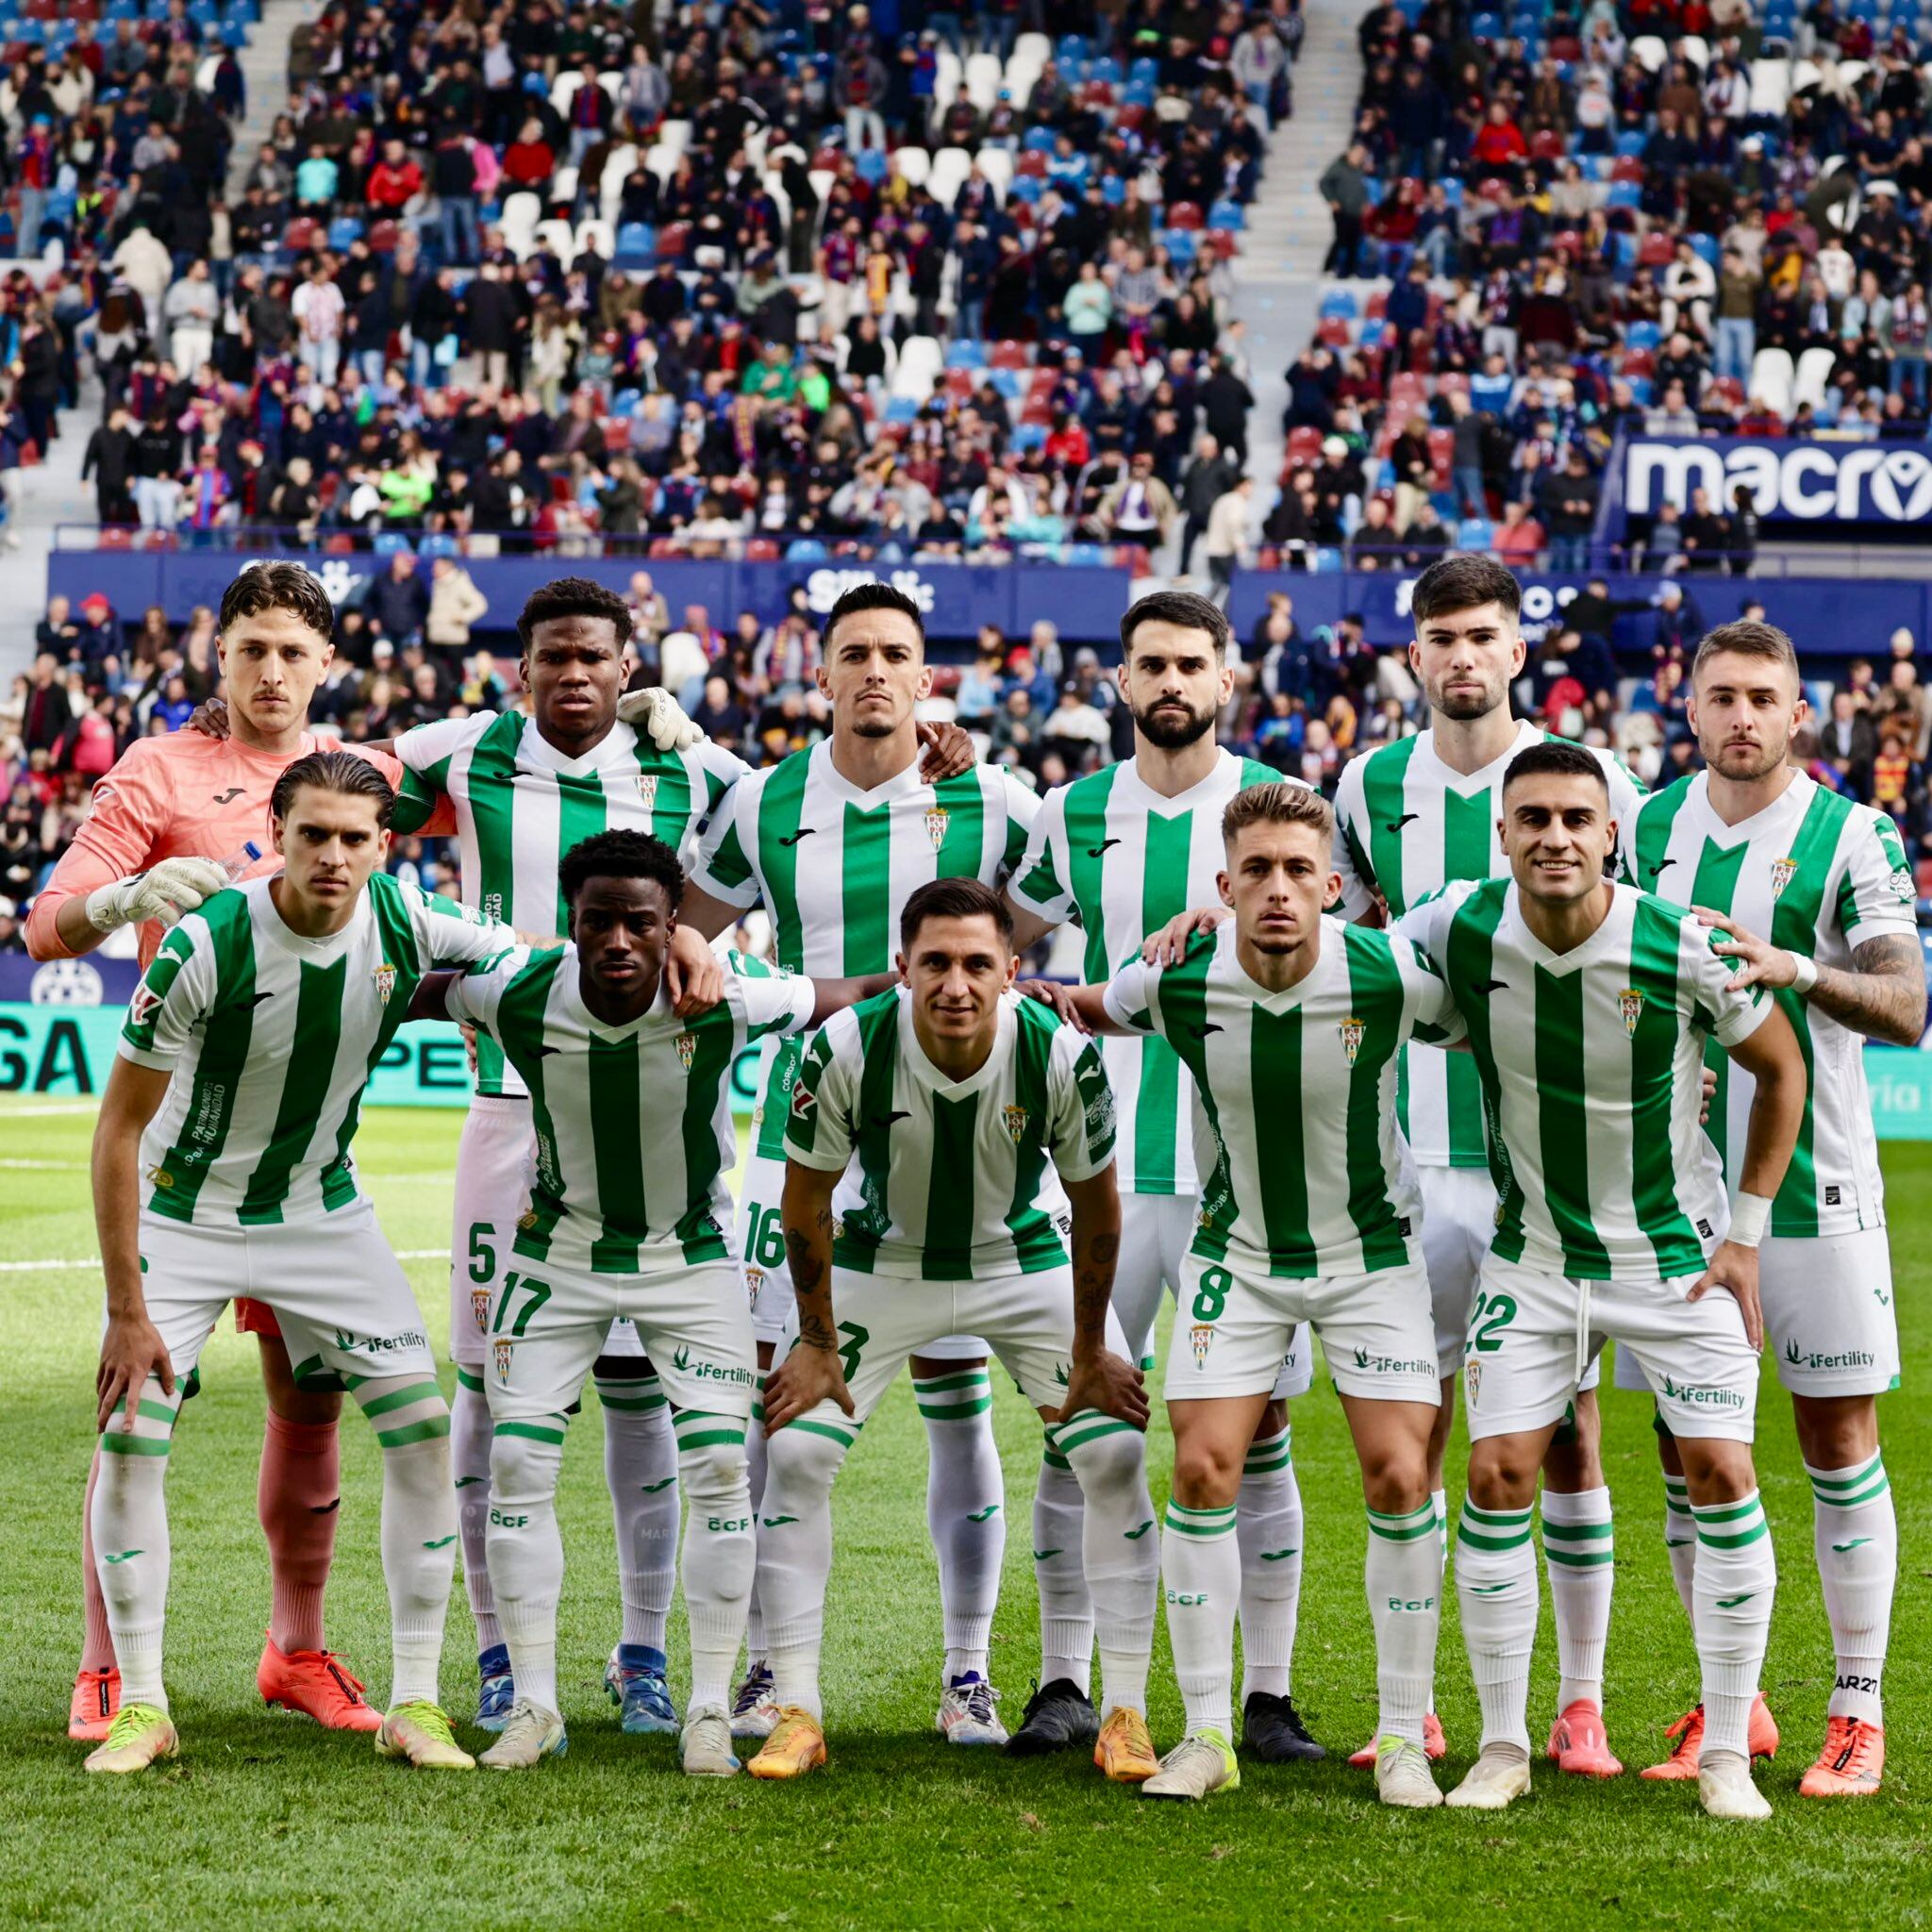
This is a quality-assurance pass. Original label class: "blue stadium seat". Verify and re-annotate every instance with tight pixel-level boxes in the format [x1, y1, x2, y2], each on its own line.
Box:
[883, 396, 920, 424]
[1065, 542, 1107, 564]
[1024, 126, 1057, 153]
[1102, 174, 1125, 204]
[1010, 421, 1047, 451]
[943, 339, 988, 368]
[327, 217, 363, 249]
[1128, 56, 1158, 84]
[1625, 319, 1660, 350]
[1606, 181, 1641, 211]
[1208, 197, 1244, 230]
[419, 533, 458, 558]
[988, 367, 1024, 398]
[1089, 55, 1121, 83]
[1318, 289, 1359, 318]
[1471, 10, 1503, 35]
[1056, 33, 1090, 63]
[1457, 518, 1495, 548]
[1009, 174, 1042, 203]
[1624, 376, 1653, 405]
[1311, 547, 1344, 574]
[614, 221, 655, 264]
[854, 148, 886, 183]
[1122, 77, 1156, 104]
[374, 533, 413, 558]
[1615, 129, 1647, 156]
[1689, 233, 1719, 266]
[785, 540, 828, 560]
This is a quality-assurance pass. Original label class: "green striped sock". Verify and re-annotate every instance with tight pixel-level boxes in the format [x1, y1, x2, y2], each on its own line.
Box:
[1163, 1500, 1238, 1541]
[1368, 1499, 1438, 1542]
[1457, 1500, 1534, 1552]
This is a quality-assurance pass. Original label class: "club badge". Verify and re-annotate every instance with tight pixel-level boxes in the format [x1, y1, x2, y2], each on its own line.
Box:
[1003, 1104, 1029, 1144]
[1617, 987, 1644, 1037]
[1191, 1324, 1214, 1368]
[373, 962, 397, 1007]
[675, 1031, 697, 1072]
[924, 806, 950, 850]
[1339, 1014, 1365, 1064]
[1769, 857, 1797, 900]
[494, 1338, 513, 1386]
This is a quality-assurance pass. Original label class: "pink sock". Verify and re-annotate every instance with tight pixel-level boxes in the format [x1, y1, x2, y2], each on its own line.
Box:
[260, 1412, 340, 1656]
[81, 1449, 116, 1674]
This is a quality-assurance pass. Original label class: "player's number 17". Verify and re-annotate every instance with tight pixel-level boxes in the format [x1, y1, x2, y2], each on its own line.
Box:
[494, 1271, 552, 1337]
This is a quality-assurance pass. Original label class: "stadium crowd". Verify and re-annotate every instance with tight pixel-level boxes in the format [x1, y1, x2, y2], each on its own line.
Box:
[6, 567, 1931, 956]
[1276, 0, 1932, 573]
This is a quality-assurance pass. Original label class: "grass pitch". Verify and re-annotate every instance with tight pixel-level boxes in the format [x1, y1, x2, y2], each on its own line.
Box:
[1, 1100, 1928, 1930]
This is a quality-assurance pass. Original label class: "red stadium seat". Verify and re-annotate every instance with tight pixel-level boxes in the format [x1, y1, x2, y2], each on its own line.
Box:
[1639, 232, 1675, 266]
[1610, 156, 1645, 183]
[96, 526, 132, 549]
[1017, 150, 1048, 177]
[368, 219, 401, 252]
[989, 341, 1032, 368]
[1166, 201, 1205, 230]
[744, 538, 780, 560]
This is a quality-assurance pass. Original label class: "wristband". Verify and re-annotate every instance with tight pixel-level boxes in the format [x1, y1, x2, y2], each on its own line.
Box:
[1788, 952, 1818, 996]
[1727, 1191, 1773, 1248]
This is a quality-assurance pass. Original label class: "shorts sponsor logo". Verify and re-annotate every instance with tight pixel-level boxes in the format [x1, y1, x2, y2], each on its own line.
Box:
[924, 806, 950, 851]
[372, 962, 397, 1007]
[1355, 1343, 1435, 1376]
[1769, 857, 1799, 901]
[1003, 1104, 1029, 1145]
[670, 1343, 756, 1386]
[675, 1031, 697, 1073]
[1617, 987, 1645, 1037]
[1783, 1338, 1877, 1372]
[1659, 1371, 1747, 1410]
[494, 1337, 513, 1386]
[1339, 1014, 1365, 1065]
[471, 1288, 491, 1332]
[1190, 1323, 1214, 1368]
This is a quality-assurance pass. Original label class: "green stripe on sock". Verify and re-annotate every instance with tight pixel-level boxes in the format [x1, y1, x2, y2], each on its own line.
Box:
[1814, 1473, 1890, 1508]
[1460, 1500, 1534, 1527]
[455, 1366, 484, 1392]
[376, 1416, 452, 1448]
[785, 1417, 860, 1448]
[918, 1395, 992, 1419]
[1692, 1497, 1764, 1524]
[1809, 1455, 1885, 1492]
[135, 1399, 178, 1428]
[360, 1380, 443, 1420]
[1041, 1444, 1072, 1472]
[496, 1419, 567, 1445]
[1542, 1520, 1615, 1541]
[912, 1371, 990, 1394]
[1543, 1547, 1616, 1568]
[100, 1432, 171, 1457]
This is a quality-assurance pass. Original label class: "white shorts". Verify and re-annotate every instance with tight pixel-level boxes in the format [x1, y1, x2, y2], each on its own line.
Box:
[451, 1095, 644, 1370]
[1466, 1252, 1757, 1444]
[1114, 1195, 1312, 1399]
[1169, 1251, 1441, 1406]
[1615, 1225, 1899, 1400]
[737, 1148, 985, 1359]
[774, 1264, 1135, 1427]
[1419, 1165, 1599, 1395]
[131, 1202, 436, 1388]
[485, 1253, 756, 1424]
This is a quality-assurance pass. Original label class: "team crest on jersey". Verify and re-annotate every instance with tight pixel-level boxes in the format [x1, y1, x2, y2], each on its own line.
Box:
[1617, 988, 1644, 1037]
[636, 772, 658, 812]
[1191, 1324, 1214, 1368]
[1465, 1358, 1481, 1407]
[128, 981, 162, 1028]
[1339, 1015, 1365, 1064]
[924, 806, 950, 850]
[1770, 857, 1798, 901]
[675, 1031, 697, 1073]
[372, 962, 397, 1007]
[471, 1287, 491, 1333]
[744, 1267, 764, 1310]
[791, 1082, 817, 1119]
[1003, 1104, 1029, 1144]
[493, 1338, 513, 1386]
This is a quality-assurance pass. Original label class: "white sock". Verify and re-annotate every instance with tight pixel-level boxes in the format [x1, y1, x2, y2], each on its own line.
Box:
[744, 1398, 769, 1663]
[486, 1413, 568, 1717]
[1429, 1486, 1447, 1711]
[1808, 1453, 1894, 1726]
[1690, 1490, 1776, 1766]
[1235, 1425, 1301, 1703]
[1366, 1500, 1440, 1746]
[1054, 1409, 1157, 1719]
[1161, 1501, 1240, 1738]
[451, 1374, 501, 1654]
[1455, 1499, 1537, 1757]
[755, 1414, 857, 1724]
[914, 1370, 1004, 1682]
[674, 1411, 754, 1717]
[1032, 1441, 1092, 1697]
[1663, 1473, 1697, 1628]
[1541, 1486, 1613, 1711]
[92, 1377, 180, 1711]
[596, 1370, 679, 1657]
[357, 1376, 458, 1710]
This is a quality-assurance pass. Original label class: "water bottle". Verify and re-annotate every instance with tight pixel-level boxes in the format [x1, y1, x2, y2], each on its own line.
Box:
[219, 839, 265, 882]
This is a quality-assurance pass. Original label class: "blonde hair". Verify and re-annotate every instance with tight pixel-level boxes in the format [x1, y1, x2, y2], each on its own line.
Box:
[1222, 781, 1335, 847]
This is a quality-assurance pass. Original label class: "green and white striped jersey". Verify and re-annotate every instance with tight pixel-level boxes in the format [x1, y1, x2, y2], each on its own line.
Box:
[785, 988, 1114, 1280]
[1008, 749, 1293, 1196]
[391, 708, 749, 1098]
[1622, 770, 1917, 1239]
[691, 740, 1041, 1161]
[1333, 720, 1646, 1169]
[1399, 878, 1771, 1283]
[448, 945, 813, 1273]
[120, 874, 506, 1228]
[1102, 917, 1459, 1278]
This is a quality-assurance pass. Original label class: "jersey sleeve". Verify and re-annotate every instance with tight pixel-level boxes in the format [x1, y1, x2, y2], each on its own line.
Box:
[782, 1017, 857, 1170]
[688, 773, 764, 908]
[387, 716, 475, 836]
[1688, 921, 1774, 1048]
[1330, 755, 1379, 923]
[692, 740, 752, 825]
[1600, 746, 1650, 824]
[117, 918, 217, 1069]
[1835, 807, 1921, 944]
[1047, 1024, 1117, 1182]
[1099, 954, 1158, 1035]
[725, 949, 816, 1040]
[25, 740, 178, 959]
[1394, 931, 1466, 1046]
[443, 943, 535, 1036]
[1007, 781, 1074, 925]
[996, 768, 1042, 883]
[407, 879, 510, 968]
[1391, 878, 1468, 961]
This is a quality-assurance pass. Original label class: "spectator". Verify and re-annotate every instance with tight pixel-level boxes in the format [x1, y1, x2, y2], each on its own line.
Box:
[425, 557, 490, 652]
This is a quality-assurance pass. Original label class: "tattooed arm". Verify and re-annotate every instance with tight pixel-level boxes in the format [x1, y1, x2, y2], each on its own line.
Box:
[1054, 1166, 1148, 1429]
[1700, 913, 1925, 1048]
[761, 1158, 855, 1430]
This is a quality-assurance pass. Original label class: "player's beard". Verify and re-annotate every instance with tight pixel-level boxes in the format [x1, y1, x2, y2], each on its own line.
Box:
[1427, 675, 1506, 722]
[1133, 696, 1217, 748]
[1707, 733, 1790, 782]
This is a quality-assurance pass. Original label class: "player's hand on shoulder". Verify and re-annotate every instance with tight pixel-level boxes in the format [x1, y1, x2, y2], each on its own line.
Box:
[615, 684, 705, 751]
[1688, 1239, 1763, 1351]
[186, 696, 230, 739]
[96, 1314, 175, 1435]
[761, 1341, 856, 1431]
[1141, 905, 1226, 967]
[87, 856, 230, 935]
[914, 718, 976, 781]
[1017, 977, 1090, 1031]
[665, 923, 726, 1015]
[1695, 907, 1794, 990]
[1060, 1348, 1148, 1430]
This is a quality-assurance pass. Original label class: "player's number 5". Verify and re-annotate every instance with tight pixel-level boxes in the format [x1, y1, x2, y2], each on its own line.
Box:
[494, 1271, 552, 1337]
[467, 1224, 495, 1283]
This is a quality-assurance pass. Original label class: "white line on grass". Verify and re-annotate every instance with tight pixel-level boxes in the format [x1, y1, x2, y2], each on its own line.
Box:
[0, 1249, 451, 1274]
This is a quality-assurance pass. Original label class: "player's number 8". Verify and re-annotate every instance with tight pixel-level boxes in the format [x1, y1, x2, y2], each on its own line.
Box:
[1191, 1266, 1232, 1323]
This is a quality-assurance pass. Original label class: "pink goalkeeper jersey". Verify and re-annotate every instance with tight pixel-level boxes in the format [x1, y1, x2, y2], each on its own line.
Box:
[25, 729, 448, 969]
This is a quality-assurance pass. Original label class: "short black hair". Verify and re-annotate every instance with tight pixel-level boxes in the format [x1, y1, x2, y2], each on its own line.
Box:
[559, 829, 685, 909]
[823, 580, 925, 655]
[1410, 555, 1523, 626]
[270, 749, 396, 825]
[516, 575, 635, 653]
[1119, 589, 1231, 660]
[900, 876, 1014, 951]
[220, 560, 335, 641]
[1501, 738, 1607, 797]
